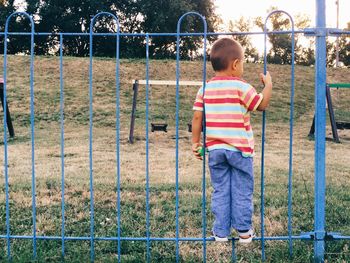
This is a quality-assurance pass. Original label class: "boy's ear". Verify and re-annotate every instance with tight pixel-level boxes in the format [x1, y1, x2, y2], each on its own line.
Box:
[231, 59, 239, 70]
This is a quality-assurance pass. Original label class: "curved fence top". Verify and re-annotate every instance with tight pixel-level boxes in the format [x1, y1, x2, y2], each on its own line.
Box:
[176, 11, 207, 34]
[263, 10, 295, 72]
[264, 10, 295, 32]
[89, 12, 120, 34]
[5, 11, 35, 34]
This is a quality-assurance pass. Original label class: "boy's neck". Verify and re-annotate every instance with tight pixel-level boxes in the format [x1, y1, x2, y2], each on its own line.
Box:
[215, 71, 241, 78]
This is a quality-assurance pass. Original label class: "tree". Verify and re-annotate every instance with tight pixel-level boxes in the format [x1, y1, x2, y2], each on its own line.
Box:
[228, 17, 259, 62]
[0, 0, 33, 55]
[255, 7, 311, 65]
[328, 22, 350, 66]
[24, 0, 219, 58]
[139, 0, 219, 59]
[297, 42, 315, 66]
[26, 0, 117, 56]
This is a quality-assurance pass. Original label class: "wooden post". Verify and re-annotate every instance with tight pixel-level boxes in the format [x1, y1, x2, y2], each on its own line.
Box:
[0, 79, 15, 138]
[308, 84, 340, 143]
[128, 80, 138, 143]
[325, 84, 340, 143]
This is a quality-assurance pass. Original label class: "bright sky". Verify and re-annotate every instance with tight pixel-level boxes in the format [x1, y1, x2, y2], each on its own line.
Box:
[215, 0, 350, 54]
[215, 0, 350, 29]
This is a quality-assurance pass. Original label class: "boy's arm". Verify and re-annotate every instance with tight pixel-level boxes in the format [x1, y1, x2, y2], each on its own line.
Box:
[192, 110, 203, 160]
[257, 71, 273, 111]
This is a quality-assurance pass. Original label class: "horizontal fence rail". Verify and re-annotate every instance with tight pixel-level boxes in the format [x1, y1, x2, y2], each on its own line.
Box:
[1, 2, 349, 261]
[0, 30, 307, 36]
[2, 30, 350, 37]
[3, 29, 350, 36]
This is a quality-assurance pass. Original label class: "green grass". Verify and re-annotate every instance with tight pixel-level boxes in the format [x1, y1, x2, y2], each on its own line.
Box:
[0, 178, 349, 262]
[0, 56, 349, 262]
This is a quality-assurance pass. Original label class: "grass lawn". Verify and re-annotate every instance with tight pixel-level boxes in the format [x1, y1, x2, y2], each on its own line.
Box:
[0, 56, 349, 262]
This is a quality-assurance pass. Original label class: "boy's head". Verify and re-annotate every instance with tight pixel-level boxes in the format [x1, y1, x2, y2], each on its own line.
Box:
[210, 38, 244, 77]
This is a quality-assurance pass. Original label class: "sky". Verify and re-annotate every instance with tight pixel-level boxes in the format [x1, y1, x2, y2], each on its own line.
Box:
[214, 0, 350, 54]
[215, 0, 350, 29]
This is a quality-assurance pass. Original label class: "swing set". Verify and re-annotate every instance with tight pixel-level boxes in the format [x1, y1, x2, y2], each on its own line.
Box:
[128, 79, 202, 143]
[308, 82, 350, 143]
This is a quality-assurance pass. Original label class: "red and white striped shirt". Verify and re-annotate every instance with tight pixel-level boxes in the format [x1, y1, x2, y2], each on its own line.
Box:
[193, 76, 263, 157]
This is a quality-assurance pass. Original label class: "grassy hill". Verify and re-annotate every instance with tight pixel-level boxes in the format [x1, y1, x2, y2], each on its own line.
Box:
[2, 56, 349, 130]
[0, 56, 349, 262]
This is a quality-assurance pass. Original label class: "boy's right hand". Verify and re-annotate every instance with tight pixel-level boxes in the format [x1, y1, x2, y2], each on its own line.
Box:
[260, 71, 272, 87]
[257, 71, 273, 111]
[192, 143, 203, 160]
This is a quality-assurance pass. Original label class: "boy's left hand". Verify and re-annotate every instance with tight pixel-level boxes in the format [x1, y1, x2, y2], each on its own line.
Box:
[192, 143, 203, 160]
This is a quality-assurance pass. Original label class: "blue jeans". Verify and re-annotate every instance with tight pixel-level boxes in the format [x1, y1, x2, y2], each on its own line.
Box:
[208, 149, 254, 237]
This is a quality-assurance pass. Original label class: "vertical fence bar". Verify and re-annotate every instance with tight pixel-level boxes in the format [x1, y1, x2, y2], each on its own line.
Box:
[3, 12, 35, 260]
[287, 19, 295, 259]
[88, 12, 122, 262]
[88, 12, 122, 261]
[314, 0, 327, 262]
[176, 13, 207, 262]
[3, 14, 11, 262]
[59, 33, 66, 258]
[261, 20, 268, 263]
[175, 23, 181, 263]
[27, 13, 37, 260]
[145, 33, 151, 262]
[115, 19, 121, 263]
[88, 13, 122, 261]
[200, 21, 207, 263]
[264, 11, 295, 260]
[88, 18, 95, 262]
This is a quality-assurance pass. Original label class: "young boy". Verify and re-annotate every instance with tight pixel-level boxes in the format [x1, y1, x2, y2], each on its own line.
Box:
[191, 38, 272, 243]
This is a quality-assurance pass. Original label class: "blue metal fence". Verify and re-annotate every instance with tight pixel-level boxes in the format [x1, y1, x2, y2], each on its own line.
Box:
[261, 10, 296, 261]
[0, 0, 349, 261]
[176, 12, 208, 262]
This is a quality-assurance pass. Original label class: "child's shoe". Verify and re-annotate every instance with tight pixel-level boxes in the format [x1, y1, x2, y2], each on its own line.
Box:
[212, 232, 229, 242]
[238, 229, 255, 244]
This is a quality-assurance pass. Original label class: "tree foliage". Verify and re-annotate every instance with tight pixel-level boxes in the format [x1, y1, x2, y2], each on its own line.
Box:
[4, 1, 350, 67]
[228, 17, 259, 62]
[255, 7, 312, 65]
[2, 0, 219, 58]
[0, 0, 33, 54]
[328, 22, 350, 66]
[138, 0, 219, 59]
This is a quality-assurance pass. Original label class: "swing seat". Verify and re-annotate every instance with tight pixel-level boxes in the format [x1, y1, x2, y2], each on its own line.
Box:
[336, 121, 350, 130]
[151, 123, 168, 132]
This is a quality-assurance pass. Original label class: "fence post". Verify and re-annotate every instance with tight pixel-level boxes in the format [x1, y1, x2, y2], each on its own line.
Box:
[314, 0, 327, 262]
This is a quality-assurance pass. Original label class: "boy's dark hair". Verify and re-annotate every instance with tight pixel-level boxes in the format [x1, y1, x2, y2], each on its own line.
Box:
[210, 38, 243, 72]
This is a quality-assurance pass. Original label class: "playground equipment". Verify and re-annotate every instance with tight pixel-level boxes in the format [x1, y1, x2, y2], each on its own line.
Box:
[308, 83, 350, 143]
[0, 78, 15, 138]
[128, 79, 202, 143]
[1, 1, 349, 261]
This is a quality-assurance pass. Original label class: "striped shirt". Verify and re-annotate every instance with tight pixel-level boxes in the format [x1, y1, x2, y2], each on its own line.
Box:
[193, 76, 263, 157]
